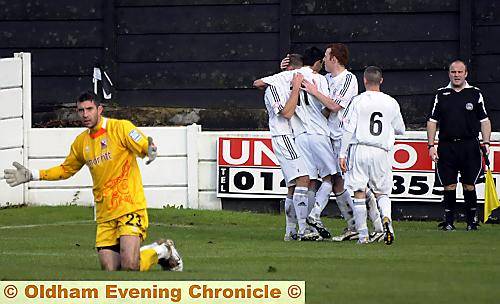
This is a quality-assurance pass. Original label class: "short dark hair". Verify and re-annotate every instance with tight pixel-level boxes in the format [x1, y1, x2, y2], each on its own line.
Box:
[77, 91, 100, 106]
[288, 53, 303, 68]
[327, 43, 349, 66]
[302, 46, 323, 66]
[364, 66, 383, 85]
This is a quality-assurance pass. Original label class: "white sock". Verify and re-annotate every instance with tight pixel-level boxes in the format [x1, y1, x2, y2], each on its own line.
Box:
[336, 190, 355, 230]
[377, 194, 392, 222]
[366, 190, 383, 233]
[153, 244, 169, 260]
[309, 181, 332, 219]
[353, 198, 368, 240]
[305, 189, 318, 233]
[284, 197, 297, 235]
[377, 194, 394, 234]
[293, 187, 309, 235]
[307, 190, 316, 215]
[140, 242, 158, 251]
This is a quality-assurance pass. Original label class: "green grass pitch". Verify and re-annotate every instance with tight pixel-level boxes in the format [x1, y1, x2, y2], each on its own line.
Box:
[1, 206, 499, 304]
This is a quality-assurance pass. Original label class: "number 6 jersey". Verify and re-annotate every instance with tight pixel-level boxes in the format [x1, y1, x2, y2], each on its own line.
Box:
[343, 91, 406, 151]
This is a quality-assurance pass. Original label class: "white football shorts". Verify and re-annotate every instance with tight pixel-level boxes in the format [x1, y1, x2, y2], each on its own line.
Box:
[345, 144, 393, 195]
[295, 133, 337, 179]
[271, 135, 308, 186]
[330, 138, 342, 174]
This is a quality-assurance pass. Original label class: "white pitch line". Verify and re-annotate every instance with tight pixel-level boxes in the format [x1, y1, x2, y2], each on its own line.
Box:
[0, 220, 93, 229]
[0, 220, 194, 229]
[0, 251, 92, 257]
[149, 222, 194, 228]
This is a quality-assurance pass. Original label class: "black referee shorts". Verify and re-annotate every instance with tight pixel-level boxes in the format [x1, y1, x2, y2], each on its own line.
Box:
[436, 138, 483, 186]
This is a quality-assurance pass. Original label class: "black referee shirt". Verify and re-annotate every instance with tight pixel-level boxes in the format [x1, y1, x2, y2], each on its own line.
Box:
[428, 82, 489, 141]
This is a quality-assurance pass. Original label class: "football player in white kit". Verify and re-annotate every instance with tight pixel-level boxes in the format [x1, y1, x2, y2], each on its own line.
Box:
[300, 43, 384, 242]
[339, 66, 406, 244]
[256, 47, 338, 240]
[255, 54, 321, 241]
[263, 80, 311, 241]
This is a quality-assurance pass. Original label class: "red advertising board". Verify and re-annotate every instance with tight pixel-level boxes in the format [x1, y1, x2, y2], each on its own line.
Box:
[217, 136, 500, 201]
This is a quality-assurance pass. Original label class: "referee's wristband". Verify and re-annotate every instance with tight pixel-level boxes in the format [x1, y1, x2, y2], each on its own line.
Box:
[427, 144, 435, 149]
[482, 142, 490, 146]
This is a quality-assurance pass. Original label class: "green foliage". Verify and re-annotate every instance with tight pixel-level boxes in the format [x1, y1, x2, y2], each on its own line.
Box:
[1, 206, 499, 304]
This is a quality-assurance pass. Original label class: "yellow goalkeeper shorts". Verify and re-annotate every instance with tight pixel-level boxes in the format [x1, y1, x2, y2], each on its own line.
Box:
[95, 209, 148, 248]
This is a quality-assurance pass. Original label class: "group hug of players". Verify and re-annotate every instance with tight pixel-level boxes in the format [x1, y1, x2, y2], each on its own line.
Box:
[254, 44, 405, 245]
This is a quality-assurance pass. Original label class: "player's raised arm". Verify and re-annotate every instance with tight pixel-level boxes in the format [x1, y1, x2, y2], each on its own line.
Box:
[3, 141, 85, 187]
[40, 143, 85, 180]
[253, 78, 268, 90]
[280, 73, 303, 119]
[117, 120, 157, 165]
[255, 54, 304, 91]
[302, 78, 342, 112]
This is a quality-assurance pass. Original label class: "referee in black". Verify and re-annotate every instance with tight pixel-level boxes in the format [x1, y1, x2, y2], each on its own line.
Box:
[426, 60, 491, 231]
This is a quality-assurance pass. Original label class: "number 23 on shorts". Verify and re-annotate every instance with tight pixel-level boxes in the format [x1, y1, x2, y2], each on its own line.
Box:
[125, 212, 142, 227]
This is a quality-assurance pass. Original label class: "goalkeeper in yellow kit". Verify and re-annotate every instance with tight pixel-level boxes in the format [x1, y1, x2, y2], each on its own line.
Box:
[3, 92, 182, 272]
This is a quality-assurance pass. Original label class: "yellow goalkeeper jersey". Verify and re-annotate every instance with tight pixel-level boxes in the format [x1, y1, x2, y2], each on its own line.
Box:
[39, 117, 149, 223]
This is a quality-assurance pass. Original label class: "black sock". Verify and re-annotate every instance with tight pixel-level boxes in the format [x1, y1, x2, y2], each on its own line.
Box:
[443, 190, 456, 225]
[463, 190, 478, 224]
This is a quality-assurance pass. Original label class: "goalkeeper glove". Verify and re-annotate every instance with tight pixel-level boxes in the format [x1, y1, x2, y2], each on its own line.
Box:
[4, 162, 33, 187]
[145, 136, 157, 165]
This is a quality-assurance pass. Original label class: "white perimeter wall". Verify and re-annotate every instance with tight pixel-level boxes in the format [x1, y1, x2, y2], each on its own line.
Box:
[17, 126, 270, 210]
[0, 53, 30, 206]
[26, 125, 220, 209]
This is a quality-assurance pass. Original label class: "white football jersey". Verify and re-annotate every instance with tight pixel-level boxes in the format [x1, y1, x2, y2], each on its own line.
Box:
[326, 69, 359, 139]
[261, 67, 330, 136]
[261, 70, 306, 136]
[344, 91, 405, 151]
[263, 85, 293, 136]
